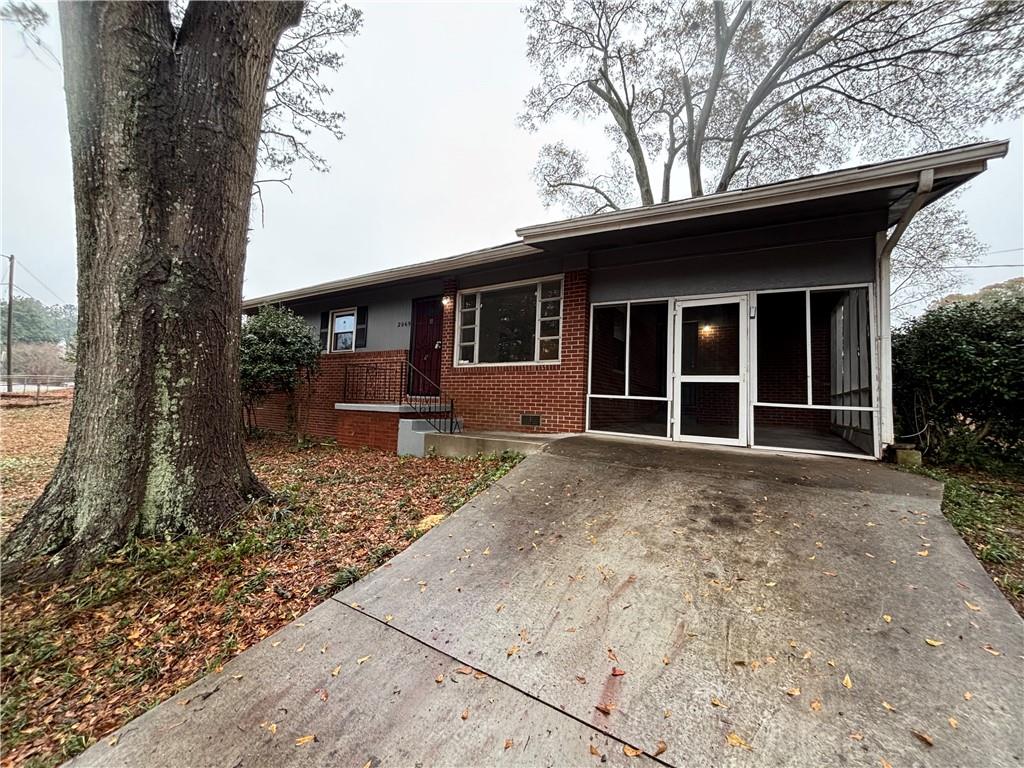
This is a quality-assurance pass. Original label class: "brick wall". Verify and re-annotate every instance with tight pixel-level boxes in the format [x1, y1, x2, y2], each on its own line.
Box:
[252, 349, 407, 451]
[440, 270, 589, 434]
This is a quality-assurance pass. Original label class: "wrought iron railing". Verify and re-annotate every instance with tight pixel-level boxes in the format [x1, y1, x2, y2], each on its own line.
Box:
[337, 358, 460, 435]
[340, 360, 406, 403]
[402, 360, 461, 435]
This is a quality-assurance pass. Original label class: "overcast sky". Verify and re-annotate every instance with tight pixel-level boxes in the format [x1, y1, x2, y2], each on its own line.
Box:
[2, 2, 1021, 311]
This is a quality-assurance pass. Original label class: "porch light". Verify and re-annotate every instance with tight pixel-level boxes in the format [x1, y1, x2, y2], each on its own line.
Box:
[441, 296, 453, 307]
[700, 323, 714, 336]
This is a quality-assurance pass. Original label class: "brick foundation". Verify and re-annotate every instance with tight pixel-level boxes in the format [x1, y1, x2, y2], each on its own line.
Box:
[252, 349, 408, 451]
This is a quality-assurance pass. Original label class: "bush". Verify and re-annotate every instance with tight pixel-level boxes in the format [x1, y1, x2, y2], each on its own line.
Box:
[892, 285, 1023, 469]
[240, 306, 320, 434]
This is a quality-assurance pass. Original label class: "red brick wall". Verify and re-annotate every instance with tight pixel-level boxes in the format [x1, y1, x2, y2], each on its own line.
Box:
[440, 270, 589, 434]
[252, 349, 407, 450]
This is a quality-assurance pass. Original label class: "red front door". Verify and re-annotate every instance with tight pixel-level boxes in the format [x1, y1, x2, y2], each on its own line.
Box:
[409, 297, 442, 395]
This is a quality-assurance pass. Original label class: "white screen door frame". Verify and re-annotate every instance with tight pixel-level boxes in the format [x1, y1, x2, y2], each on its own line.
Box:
[672, 294, 749, 446]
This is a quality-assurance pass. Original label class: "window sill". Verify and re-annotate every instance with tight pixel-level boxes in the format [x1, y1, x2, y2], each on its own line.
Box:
[453, 360, 561, 369]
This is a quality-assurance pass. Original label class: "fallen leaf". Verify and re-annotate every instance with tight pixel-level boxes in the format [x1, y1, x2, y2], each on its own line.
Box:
[662, 656, 670, 665]
[357, 655, 371, 664]
[362, 761, 373, 768]
[295, 644, 305, 653]
[576, 674, 588, 684]
[827, 659, 836, 667]
[383, 614, 393, 623]
[964, 600, 981, 612]
[883, 614, 892, 623]
[295, 734, 316, 746]
[611, 667, 626, 677]
[786, 687, 801, 697]
[917, 550, 929, 557]
[849, 732, 864, 741]
[663, 708, 671, 718]
[435, 674, 444, 684]
[882, 701, 896, 711]
[981, 644, 1001, 656]
[461, 708, 469, 721]
[315, 688, 329, 702]
[506, 645, 520, 657]
[455, 666, 473, 675]
[925, 638, 944, 647]
[331, 665, 342, 677]
[589, 744, 602, 758]
[595, 703, 615, 716]
[504, 739, 513, 750]
[881, 760, 893, 768]
[810, 699, 822, 712]
[911, 730, 934, 746]
[607, 648, 619, 662]
[802, 650, 813, 660]
[654, 740, 667, 756]
[483, 547, 491, 556]
[107, 735, 119, 746]
[963, 691, 973, 700]
[710, 697, 728, 708]
[623, 745, 643, 757]
[473, 670, 488, 680]
[948, 717, 958, 729]
[726, 732, 752, 750]
[495, 603, 505, 612]
[764, 581, 777, 587]
[261, 721, 278, 735]
[842, 674, 853, 689]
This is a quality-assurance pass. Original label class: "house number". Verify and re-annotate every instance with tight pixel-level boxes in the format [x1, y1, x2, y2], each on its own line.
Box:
[396, 320, 411, 328]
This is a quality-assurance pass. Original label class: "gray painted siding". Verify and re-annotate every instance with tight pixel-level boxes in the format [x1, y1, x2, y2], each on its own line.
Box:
[282, 279, 445, 352]
[589, 239, 876, 303]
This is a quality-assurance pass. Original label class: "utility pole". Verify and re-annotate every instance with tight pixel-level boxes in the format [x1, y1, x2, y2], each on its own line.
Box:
[5, 254, 13, 392]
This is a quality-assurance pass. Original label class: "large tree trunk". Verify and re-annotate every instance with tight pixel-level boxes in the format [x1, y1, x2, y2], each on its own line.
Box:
[3, 1, 303, 579]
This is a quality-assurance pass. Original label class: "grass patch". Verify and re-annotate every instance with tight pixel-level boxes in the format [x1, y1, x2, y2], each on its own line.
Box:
[0, 401, 523, 767]
[909, 463, 1024, 615]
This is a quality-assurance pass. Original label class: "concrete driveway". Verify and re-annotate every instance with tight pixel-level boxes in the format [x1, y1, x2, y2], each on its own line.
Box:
[72, 436, 1024, 768]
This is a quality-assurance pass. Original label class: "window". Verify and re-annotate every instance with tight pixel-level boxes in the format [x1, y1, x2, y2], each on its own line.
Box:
[587, 301, 669, 438]
[330, 308, 356, 352]
[456, 278, 563, 365]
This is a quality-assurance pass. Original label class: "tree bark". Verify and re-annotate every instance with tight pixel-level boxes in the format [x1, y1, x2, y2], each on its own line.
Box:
[3, 1, 303, 579]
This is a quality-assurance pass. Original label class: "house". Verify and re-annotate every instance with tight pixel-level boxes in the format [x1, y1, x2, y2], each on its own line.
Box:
[243, 140, 1008, 459]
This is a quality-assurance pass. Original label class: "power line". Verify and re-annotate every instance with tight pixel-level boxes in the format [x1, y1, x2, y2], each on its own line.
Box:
[945, 264, 1022, 269]
[16, 260, 68, 305]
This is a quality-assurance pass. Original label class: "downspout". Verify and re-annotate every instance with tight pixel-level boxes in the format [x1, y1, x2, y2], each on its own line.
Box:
[876, 168, 934, 451]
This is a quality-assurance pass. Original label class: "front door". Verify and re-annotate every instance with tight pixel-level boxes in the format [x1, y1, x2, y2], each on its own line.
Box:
[409, 296, 442, 395]
[672, 295, 748, 445]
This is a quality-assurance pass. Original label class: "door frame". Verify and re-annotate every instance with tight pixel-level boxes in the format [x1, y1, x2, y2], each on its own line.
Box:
[408, 295, 443, 395]
[671, 293, 749, 446]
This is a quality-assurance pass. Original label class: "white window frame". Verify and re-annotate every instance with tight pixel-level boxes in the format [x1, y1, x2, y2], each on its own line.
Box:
[328, 307, 357, 354]
[454, 275, 564, 367]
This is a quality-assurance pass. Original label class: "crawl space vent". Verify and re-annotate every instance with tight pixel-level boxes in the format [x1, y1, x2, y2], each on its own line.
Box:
[520, 413, 542, 427]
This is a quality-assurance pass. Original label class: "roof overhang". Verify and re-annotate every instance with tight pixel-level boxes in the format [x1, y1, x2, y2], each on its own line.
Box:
[243, 241, 540, 308]
[516, 140, 1008, 249]
[244, 140, 1008, 308]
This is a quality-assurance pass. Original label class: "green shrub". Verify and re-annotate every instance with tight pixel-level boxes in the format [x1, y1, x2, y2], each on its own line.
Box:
[240, 305, 321, 435]
[892, 284, 1023, 469]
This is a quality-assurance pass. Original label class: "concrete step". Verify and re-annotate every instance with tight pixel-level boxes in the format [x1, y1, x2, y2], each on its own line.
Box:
[423, 431, 552, 458]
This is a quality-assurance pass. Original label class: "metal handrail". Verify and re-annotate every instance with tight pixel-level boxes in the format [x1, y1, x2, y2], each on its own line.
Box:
[403, 359, 461, 435]
[334, 358, 460, 435]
